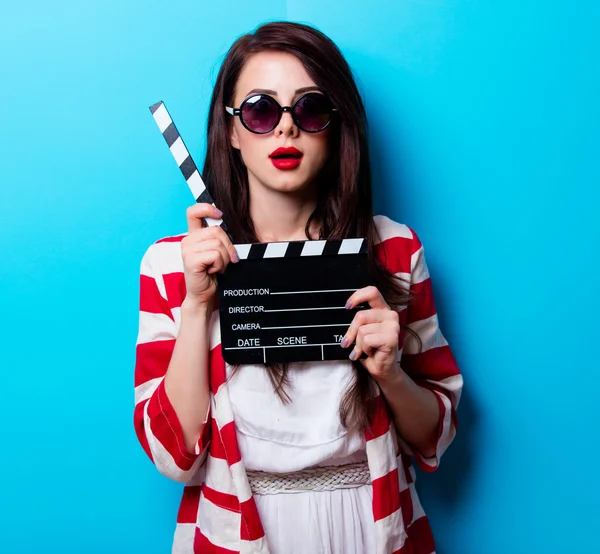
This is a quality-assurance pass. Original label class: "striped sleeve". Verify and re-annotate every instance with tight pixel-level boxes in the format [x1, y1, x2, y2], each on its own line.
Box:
[400, 228, 463, 472]
[133, 243, 211, 483]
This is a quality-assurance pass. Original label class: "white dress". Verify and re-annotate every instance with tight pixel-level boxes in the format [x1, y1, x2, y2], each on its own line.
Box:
[227, 361, 377, 554]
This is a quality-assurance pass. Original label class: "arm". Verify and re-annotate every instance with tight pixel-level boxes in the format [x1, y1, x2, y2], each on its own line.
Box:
[395, 230, 462, 470]
[133, 245, 212, 483]
[164, 297, 212, 454]
[344, 227, 462, 470]
[344, 289, 441, 458]
[134, 204, 238, 482]
[376, 367, 440, 459]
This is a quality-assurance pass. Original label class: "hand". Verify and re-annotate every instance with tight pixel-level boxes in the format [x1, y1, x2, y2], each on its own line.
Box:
[180, 204, 239, 307]
[342, 286, 401, 384]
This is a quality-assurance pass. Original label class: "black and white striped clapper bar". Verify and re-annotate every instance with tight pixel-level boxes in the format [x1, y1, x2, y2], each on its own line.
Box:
[150, 101, 370, 364]
[149, 101, 230, 239]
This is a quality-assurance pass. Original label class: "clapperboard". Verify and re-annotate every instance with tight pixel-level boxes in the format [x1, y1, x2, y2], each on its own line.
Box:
[150, 101, 370, 364]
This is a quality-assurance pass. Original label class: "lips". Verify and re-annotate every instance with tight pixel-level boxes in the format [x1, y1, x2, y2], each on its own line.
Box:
[269, 147, 303, 170]
[270, 146, 303, 159]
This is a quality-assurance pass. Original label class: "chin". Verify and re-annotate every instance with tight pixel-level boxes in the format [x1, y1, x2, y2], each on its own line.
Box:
[266, 177, 314, 194]
[248, 167, 319, 195]
[275, 182, 313, 194]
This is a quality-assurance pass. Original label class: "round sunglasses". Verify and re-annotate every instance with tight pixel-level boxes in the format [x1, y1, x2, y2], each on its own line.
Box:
[225, 92, 338, 134]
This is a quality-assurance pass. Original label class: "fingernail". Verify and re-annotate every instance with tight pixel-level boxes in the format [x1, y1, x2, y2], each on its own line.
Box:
[232, 252, 240, 263]
[214, 208, 223, 217]
[340, 337, 349, 348]
[345, 300, 352, 310]
[348, 350, 358, 361]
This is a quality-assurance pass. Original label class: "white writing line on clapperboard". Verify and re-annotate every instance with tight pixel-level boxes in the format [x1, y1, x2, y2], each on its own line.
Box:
[223, 287, 358, 297]
[225, 342, 343, 350]
[262, 323, 347, 330]
[270, 288, 357, 295]
[228, 306, 347, 313]
[264, 306, 347, 312]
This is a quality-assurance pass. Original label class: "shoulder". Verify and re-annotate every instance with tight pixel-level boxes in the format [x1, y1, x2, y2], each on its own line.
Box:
[373, 214, 414, 244]
[373, 215, 424, 273]
[140, 232, 188, 277]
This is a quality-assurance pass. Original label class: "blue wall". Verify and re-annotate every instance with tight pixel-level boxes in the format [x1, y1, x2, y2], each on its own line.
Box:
[1, 1, 598, 553]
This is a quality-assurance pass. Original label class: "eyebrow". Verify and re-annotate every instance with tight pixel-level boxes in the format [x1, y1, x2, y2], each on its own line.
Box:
[245, 86, 321, 97]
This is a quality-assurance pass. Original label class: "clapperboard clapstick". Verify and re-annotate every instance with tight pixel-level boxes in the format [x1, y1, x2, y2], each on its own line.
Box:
[150, 101, 370, 364]
[149, 101, 231, 239]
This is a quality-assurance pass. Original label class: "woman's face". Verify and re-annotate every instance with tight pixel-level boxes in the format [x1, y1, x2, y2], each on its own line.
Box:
[229, 51, 332, 197]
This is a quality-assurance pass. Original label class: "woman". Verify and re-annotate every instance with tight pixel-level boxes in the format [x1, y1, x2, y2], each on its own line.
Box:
[134, 21, 462, 554]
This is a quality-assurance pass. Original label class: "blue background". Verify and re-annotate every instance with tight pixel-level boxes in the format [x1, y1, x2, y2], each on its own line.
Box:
[1, 1, 598, 553]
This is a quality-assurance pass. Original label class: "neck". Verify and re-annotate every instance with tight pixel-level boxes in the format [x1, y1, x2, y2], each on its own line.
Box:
[248, 179, 319, 243]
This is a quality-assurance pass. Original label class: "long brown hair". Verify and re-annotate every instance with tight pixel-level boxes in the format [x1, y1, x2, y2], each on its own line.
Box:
[202, 21, 414, 430]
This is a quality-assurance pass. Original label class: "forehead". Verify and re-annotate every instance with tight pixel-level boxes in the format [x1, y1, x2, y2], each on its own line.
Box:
[234, 51, 316, 100]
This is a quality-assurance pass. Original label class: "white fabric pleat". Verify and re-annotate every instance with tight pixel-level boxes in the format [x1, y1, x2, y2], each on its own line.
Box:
[255, 486, 376, 554]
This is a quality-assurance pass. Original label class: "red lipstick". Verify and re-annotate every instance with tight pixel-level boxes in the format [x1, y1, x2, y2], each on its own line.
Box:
[269, 147, 303, 170]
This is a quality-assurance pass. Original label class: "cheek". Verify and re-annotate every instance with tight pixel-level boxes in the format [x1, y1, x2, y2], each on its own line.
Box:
[310, 136, 331, 169]
[237, 134, 266, 166]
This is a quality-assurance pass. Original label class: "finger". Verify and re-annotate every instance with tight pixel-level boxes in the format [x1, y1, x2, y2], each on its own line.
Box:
[340, 309, 397, 349]
[187, 250, 226, 275]
[186, 203, 224, 232]
[187, 225, 240, 264]
[351, 322, 389, 360]
[345, 285, 388, 311]
[189, 238, 231, 272]
[353, 329, 399, 362]
[212, 224, 240, 264]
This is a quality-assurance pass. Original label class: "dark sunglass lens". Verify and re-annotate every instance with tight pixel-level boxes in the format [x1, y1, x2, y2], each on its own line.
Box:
[241, 95, 279, 133]
[294, 93, 332, 131]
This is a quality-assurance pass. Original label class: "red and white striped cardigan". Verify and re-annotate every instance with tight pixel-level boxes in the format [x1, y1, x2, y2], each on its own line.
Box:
[134, 215, 462, 554]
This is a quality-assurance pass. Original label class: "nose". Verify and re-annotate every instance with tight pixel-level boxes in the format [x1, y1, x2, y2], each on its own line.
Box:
[275, 109, 299, 138]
